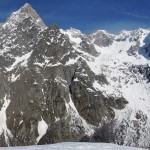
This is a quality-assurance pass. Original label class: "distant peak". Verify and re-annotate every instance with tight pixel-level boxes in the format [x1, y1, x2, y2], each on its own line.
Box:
[96, 29, 107, 33]
[69, 28, 81, 33]
[134, 28, 150, 34]
[67, 28, 83, 36]
[91, 29, 115, 38]
[118, 28, 150, 37]
[49, 24, 59, 30]
[119, 30, 131, 35]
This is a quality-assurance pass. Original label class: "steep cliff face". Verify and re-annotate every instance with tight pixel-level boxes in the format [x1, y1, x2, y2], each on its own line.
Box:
[0, 3, 150, 149]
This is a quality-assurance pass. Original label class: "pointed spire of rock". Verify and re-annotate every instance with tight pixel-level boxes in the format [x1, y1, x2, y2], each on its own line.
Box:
[49, 23, 59, 30]
[19, 3, 39, 18]
[20, 3, 32, 12]
[23, 3, 31, 8]
[7, 3, 46, 29]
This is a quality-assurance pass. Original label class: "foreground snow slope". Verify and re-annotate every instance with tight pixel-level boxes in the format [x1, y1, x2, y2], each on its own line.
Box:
[0, 142, 146, 150]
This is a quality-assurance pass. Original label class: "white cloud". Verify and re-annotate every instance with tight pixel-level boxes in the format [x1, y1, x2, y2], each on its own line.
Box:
[122, 12, 150, 20]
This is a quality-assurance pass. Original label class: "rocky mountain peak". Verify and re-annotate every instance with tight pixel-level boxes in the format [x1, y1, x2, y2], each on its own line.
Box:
[49, 23, 59, 30]
[6, 3, 46, 29]
[92, 30, 114, 36]
[115, 28, 150, 44]
[89, 30, 114, 47]
[69, 28, 83, 35]
[19, 3, 33, 13]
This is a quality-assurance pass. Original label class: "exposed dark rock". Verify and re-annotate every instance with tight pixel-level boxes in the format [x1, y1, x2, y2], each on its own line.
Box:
[89, 30, 113, 47]
[95, 74, 109, 85]
[106, 96, 129, 110]
[127, 41, 140, 56]
[92, 121, 116, 143]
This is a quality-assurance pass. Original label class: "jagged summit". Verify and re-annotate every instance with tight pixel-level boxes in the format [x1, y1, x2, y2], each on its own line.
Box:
[89, 29, 114, 47]
[68, 28, 83, 34]
[49, 23, 59, 30]
[115, 28, 150, 43]
[21, 3, 32, 9]
[91, 29, 115, 37]
[5, 3, 46, 29]
[19, 3, 33, 12]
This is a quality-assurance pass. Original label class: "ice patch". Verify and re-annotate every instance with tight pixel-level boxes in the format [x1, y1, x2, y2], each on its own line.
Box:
[6, 51, 33, 71]
[65, 56, 80, 65]
[36, 117, 48, 143]
[0, 95, 12, 145]
[46, 42, 50, 45]
[11, 74, 20, 82]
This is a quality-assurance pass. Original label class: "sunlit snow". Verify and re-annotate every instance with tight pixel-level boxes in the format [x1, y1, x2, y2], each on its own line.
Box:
[0, 142, 146, 150]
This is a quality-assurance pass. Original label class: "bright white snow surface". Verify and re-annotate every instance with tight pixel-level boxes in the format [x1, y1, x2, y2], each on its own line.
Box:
[0, 95, 12, 145]
[36, 117, 48, 143]
[0, 142, 146, 150]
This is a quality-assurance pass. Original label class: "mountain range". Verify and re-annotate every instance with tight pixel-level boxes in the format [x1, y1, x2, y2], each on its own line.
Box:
[0, 3, 150, 149]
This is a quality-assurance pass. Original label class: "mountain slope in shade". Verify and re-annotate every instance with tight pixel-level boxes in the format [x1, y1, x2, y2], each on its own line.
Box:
[0, 3, 150, 149]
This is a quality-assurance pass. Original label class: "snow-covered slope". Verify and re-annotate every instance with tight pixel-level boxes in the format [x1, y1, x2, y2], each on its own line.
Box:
[0, 142, 146, 150]
[64, 27, 150, 148]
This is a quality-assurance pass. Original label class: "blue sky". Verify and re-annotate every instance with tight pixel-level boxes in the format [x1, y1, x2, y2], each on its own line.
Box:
[0, 0, 150, 34]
